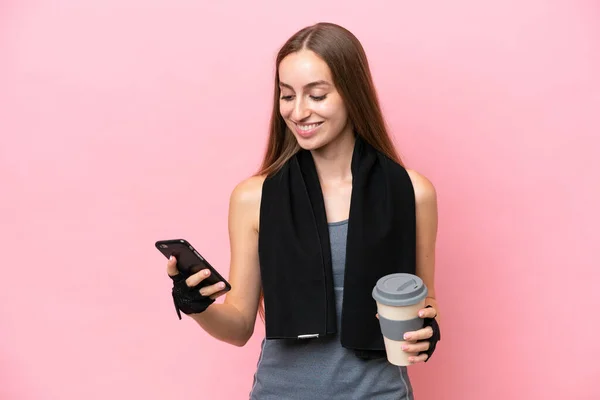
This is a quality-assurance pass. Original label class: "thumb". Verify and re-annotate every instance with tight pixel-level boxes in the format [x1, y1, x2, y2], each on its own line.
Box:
[166, 255, 179, 277]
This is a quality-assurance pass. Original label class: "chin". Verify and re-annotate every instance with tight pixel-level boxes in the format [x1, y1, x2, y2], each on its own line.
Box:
[294, 134, 328, 151]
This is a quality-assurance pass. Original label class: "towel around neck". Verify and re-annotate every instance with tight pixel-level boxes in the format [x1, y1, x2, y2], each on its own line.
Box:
[258, 134, 417, 354]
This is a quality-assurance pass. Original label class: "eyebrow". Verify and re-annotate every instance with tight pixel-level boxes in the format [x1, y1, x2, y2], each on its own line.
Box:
[279, 80, 332, 90]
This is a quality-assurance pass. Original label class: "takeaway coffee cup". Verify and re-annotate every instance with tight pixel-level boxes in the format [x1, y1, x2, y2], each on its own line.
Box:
[372, 273, 428, 366]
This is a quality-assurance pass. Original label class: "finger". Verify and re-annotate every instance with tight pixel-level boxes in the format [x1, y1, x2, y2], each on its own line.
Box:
[200, 282, 226, 297]
[403, 326, 434, 341]
[408, 353, 429, 364]
[375, 313, 379, 320]
[166, 255, 179, 277]
[185, 269, 211, 287]
[401, 341, 430, 353]
[418, 307, 437, 319]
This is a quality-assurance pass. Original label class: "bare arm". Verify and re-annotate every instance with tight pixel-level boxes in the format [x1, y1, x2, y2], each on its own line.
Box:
[172, 176, 264, 347]
[392, 169, 442, 364]
[407, 169, 440, 322]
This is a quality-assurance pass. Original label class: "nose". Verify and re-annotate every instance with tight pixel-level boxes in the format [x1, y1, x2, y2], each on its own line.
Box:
[291, 97, 311, 122]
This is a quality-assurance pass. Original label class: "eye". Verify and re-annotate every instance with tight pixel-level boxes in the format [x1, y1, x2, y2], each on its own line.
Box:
[280, 95, 294, 101]
[310, 95, 327, 101]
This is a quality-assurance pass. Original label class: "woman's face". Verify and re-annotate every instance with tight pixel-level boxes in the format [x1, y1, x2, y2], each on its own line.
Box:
[278, 49, 352, 151]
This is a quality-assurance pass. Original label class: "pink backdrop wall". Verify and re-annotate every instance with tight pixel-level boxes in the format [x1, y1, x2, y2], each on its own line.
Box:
[2, 0, 599, 399]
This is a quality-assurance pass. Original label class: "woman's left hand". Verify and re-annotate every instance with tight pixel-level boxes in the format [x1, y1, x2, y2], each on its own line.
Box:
[400, 305, 437, 364]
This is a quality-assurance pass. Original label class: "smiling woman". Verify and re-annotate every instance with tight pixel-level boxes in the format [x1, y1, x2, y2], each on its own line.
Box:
[278, 54, 348, 143]
[278, 72, 340, 141]
[164, 22, 441, 400]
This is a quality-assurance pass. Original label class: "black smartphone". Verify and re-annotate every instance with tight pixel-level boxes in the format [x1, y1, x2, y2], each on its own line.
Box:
[155, 239, 232, 292]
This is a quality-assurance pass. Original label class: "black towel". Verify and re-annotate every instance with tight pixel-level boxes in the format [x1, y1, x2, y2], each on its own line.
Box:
[258, 134, 417, 352]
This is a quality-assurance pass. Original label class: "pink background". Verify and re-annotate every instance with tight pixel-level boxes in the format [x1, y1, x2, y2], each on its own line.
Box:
[1, 0, 599, 399]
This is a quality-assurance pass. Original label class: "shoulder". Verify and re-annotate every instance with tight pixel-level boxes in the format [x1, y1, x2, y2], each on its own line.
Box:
[229, 174, 267, 231]
[230, 174, 266, 210]
[405, 169, 437, 207]
[380, 154, 436, 206]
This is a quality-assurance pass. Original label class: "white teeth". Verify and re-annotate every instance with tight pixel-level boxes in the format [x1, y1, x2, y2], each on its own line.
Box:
[298, 123, 322, 131]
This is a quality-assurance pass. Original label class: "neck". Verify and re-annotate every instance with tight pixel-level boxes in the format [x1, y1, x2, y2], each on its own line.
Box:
[310, 129, 356, 184]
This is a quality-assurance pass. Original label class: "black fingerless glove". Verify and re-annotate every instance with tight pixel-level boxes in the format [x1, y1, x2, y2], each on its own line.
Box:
[419, 305, 441, 362]
[169, 273, 215, 320]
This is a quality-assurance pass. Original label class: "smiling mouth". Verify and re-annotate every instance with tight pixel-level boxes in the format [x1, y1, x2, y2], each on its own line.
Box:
[296, 122, 324, 131]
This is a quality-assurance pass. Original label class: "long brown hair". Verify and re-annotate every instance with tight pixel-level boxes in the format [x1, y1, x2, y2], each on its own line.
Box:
[256, 22, 404, 178]
[255, 22, 405, 320]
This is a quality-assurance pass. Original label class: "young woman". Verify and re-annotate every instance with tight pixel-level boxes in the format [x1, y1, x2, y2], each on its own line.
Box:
[166, 22, 441, 399]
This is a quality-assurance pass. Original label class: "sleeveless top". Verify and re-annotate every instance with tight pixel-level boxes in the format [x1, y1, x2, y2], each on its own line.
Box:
[249, 220, 414, 400]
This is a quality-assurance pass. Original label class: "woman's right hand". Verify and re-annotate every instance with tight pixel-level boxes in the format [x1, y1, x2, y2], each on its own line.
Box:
[166, 256, 229, 320]
[166, 255, 227, 300]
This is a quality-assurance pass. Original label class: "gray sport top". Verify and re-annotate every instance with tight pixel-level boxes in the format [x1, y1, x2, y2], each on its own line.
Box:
[249, 219, 414, 400]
